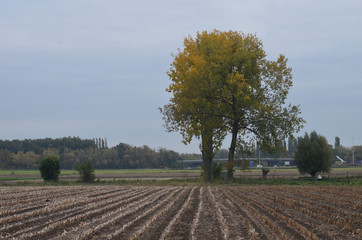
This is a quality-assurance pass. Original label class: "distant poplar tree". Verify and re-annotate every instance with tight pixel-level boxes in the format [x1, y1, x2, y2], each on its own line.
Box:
[335, 136, 341, 148]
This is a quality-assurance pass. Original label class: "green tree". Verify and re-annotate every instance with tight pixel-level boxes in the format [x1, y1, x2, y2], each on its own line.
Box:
[0, 150, 14, 169]
[294, 131, 332, 178]
[39, 156, 61, 181]
[212, 161, 223, 179]
[75, 160, 95, 182]
[161, 30, 304, 182]
[288, 138, 298, 157]
[334, 136, 340, 148]
[13, 151, 40, 169]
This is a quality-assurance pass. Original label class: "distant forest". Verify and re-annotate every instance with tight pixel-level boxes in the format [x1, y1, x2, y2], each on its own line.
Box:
[0, 137, 360, 170]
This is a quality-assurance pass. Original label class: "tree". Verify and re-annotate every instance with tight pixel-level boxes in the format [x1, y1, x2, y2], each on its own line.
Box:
[12, 151, 40, 169]
[294, 131, 332, 178]
[288, 138, 298, 157]
[0, 150, 13, 169]
[160, 31, 226, 182]
[335, 136, 340, 148]
[161, 30, 304, 181]
[39, 156, 61, 181]
[75, 160, 95, 182]
[199, 30, 304, 180]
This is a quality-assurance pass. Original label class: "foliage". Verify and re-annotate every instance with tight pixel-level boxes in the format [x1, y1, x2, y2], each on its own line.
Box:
[294, 131, 333, 178]
[262, 168, 270, 180]
[213, 161, 223, 179]
[200, 161, 224, 180]
[75, 160, 96, 182]
[0, 137, 183, 170]
[160, 30, 304, 182]
[39, 156, 61, 181]
[334, 136, 340, 148]
[334, 145, 362, 164]
[235, 159, 250, 171]
[0, 137, 96, 154]
[160, 31, 228, 182]
[0, 150, 13, 169]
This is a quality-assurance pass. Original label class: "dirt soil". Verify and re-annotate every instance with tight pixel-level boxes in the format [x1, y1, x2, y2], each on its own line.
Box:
[1, 168, 362, 183]
[0, 185, 361, 240]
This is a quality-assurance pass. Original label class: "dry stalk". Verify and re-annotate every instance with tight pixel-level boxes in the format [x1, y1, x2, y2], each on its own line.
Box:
[190, 186, 203, 240]
[159, 187, 196, 240]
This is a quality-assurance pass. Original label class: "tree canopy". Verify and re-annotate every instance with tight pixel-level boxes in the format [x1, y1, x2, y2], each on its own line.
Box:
[294, 131, 333, 178]
[161, 30, 304, 181]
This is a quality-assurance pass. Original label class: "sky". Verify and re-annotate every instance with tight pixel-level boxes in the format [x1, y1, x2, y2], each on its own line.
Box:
[0, 0, 361, 153]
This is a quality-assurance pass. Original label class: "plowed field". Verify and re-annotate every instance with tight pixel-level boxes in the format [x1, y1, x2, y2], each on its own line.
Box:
[0, 185, 361, 239]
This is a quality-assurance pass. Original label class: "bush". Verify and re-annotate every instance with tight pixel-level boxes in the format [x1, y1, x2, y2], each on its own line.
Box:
[39, 156, 61, 181]
[295, 131, 332, 178]
[200, 161, 224, 180]
[213, 161, 223, 179]
[75, 160, 95, 182]
[262, 168, 270, 180]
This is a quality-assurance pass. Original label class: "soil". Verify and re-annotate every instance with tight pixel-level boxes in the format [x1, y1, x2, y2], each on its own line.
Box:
[0, 185, 361, 240]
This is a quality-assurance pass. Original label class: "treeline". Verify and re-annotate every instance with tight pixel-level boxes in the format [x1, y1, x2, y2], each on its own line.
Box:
[0, 137, 359, 170]
[0, 137, 96, 154]
[0, 137, 190, 170]
[333, 146, 362, 163]
[0, 137, 303, 170]
[0, 137, 297, 170]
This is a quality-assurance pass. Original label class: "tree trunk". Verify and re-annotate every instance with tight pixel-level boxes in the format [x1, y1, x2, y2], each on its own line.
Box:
[203, 155, 213, 182]
[202, 131, 214, 183]
[227, 122, 238, 181]
[310, 171, 317, 179]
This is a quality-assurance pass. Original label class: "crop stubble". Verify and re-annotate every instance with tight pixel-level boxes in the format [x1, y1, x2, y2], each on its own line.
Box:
[0, 185, 361, 240]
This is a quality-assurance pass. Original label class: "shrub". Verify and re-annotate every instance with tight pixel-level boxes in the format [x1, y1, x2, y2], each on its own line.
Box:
[213, 161, 223, 179]
[39, 156, 61, 181]
[75, 160, 95, 182]
[262, 168, 270, 180]
[295, 131, 333, 178]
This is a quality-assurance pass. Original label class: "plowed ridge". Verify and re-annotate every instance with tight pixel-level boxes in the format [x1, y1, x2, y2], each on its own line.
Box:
[0, 185, 360, 239]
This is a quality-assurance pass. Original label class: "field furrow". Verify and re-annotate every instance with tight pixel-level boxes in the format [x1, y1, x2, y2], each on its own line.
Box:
[210, 187, 254, 240]
[254, 187, 360, 238]
[129, 187, 193, 240]
[159, 187, 198, 240]
[0, 185, 360, 240]
[220, 187, 283, 240]
[85, 187, 182, 239]
[1, 187, 155, 239]
[192, 186, 224, 240]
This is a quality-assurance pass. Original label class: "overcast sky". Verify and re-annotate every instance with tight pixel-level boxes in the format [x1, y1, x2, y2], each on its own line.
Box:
[1, 0, 361, 153]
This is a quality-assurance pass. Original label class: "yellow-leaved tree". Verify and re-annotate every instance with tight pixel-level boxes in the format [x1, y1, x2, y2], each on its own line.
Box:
[161, 30, 305, 182]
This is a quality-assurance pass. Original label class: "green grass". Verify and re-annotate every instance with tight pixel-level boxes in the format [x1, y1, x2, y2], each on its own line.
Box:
[0, 177, 39, 181]
[0, 170, 39, 175]
[0, 169, 201, 175]
[0, 169, 78, 175]
[236, 166, 362, 172]
[330, 166, 362, 171]
[94, 169, 201, 174]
